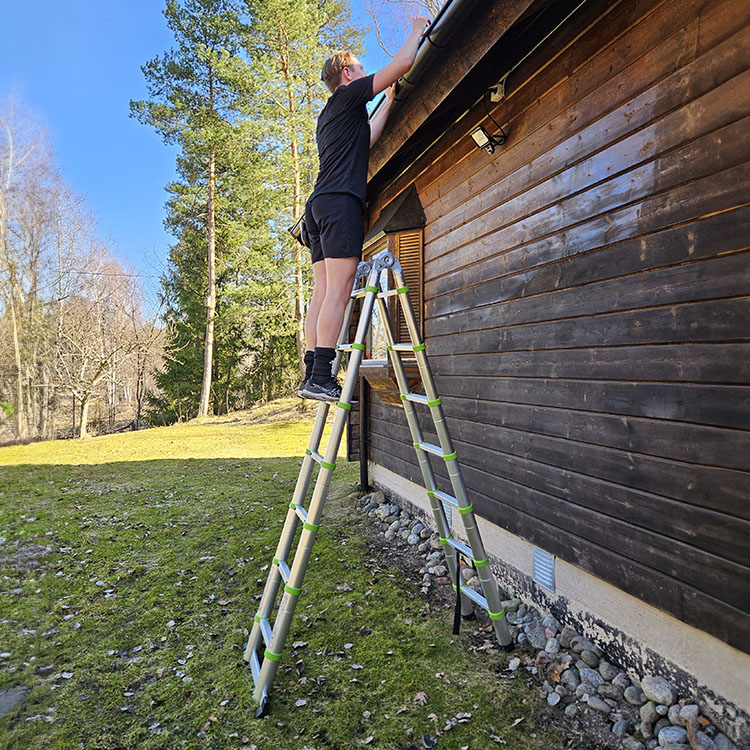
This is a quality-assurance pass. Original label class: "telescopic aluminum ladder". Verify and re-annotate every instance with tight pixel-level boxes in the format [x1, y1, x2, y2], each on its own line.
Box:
[243, 250, 513, 717]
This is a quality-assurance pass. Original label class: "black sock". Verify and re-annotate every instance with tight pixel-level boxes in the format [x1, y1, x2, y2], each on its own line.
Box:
[312, 347, 336, 384]
[303, 350, 314, 381]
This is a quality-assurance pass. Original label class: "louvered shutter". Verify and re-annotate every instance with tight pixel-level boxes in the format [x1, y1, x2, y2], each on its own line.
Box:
[391, 231, 423, 344]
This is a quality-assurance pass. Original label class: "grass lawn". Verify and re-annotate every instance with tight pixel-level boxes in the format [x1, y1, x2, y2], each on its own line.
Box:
[0, 400, 568, 750]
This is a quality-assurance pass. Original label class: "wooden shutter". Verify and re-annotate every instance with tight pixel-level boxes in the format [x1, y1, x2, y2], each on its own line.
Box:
[391, 230, 424, 344]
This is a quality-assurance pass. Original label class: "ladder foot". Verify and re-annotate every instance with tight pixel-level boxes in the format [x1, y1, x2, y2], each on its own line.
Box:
[254, 695, 270, 719]
[498, 641, 515, 653]
[461, 610, 476, 621]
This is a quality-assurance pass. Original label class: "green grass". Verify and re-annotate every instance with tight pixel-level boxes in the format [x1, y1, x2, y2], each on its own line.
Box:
[0, 400, 566, 750]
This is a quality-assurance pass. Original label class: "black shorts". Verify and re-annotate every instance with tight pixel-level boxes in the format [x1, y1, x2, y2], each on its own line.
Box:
[304, 193, 364, 265]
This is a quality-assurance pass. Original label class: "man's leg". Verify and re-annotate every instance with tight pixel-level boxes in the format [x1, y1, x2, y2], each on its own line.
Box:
[316, 256, 359, 349]
[301, 260, 327, 386]
[307, 257, 359, 391]
[301, 194, 362, 400]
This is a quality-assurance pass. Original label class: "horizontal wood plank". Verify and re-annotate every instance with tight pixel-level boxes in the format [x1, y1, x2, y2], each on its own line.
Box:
[426, 206, 750, 318]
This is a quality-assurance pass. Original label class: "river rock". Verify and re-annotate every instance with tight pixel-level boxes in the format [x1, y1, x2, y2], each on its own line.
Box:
[526, 623, 548, 650]
[668, 704, 682, 725]
[613, 671, 631, 690]
[641, 702, 659, 725]
[587, 696, 611, 713]
[542, 614, 561, 631]
[598, 660, 618, 681]
[656, 704, 670, 716]
[694, 733, 717, 750]
[580, 649, 600, 668]
[641, 676, 677, 706]
[612, 718, 631, 737]
[658, 726, 687, 746]
[570, 635, 596, 654]
[561, 668, 580, 690]
[578, 667, 605, 688]
[545, 637, 560, 654]
[622, 737, 646, 750]
[597, 683, 623, 701]
[625, 685, 648, 706]
[679, 704, 699, 726]
[564, 704, 579, 719]
[713, 734, 737, 750]
[559, 625, 578, 648]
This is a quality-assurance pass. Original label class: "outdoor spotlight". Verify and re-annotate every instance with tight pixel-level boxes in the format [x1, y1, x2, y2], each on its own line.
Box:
[470, 124, 506, 154]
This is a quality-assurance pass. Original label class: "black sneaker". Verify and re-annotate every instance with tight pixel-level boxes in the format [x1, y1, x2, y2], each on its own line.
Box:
[300, 378, 342, 402]
[296, 379, 308, 398]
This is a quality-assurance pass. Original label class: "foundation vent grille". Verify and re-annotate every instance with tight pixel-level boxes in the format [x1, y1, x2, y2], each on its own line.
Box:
[532, 547, 555, 592]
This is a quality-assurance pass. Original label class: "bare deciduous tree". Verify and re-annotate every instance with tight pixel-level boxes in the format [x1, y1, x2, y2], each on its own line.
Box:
[365, 0, 445, 57]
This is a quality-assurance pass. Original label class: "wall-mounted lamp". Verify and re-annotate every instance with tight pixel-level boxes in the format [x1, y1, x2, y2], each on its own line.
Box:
[470, 124, 506, 154]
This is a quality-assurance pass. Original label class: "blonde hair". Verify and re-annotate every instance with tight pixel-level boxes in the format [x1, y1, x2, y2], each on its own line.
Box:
[321, 50, 358, 93]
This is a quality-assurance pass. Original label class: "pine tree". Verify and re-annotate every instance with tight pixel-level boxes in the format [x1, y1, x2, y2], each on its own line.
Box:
[241, 0, 364, 377]
[131, 0, 252, 417]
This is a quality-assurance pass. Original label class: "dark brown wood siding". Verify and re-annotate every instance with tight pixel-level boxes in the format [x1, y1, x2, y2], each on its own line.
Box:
[365, 0, 750, 651]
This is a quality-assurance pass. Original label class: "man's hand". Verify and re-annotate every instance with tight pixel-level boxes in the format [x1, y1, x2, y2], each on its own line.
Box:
[373, 15, 431, 96]
[384, 83, 397, 102]
[412, 16, 430, 37]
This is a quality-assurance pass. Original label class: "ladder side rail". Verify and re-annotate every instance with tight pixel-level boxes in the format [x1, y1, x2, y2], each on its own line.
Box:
[389, 259, 513, 647]
[375, 292, 473, 618]
[244, 291, 359, 665]
[375, 295, 448, 533]
[253, 270, 381, 705]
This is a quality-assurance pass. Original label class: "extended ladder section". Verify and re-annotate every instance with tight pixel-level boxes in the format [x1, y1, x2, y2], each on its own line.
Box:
[243, 251, 512, 717]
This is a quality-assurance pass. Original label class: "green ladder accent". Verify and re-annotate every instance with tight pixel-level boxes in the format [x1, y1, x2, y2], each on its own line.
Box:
[243, 251, 512, 718]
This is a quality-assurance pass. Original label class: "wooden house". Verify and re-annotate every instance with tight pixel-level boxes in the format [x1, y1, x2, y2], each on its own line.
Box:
[348, 0, 750, 741]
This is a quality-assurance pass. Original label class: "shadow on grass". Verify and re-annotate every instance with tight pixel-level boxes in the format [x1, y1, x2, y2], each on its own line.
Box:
[0, 458, 566, 750]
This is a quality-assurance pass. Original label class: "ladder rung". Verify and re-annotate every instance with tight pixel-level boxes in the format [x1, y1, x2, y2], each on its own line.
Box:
[351, 287, 371, 298]
[292, 504, 308, 523]
[390, 343, 415, 352]
[309, 450, 324, 465]
[433, 489, 458, 507]
[276, 560, 291, 584]
[445, 536, 474, 559]
[336, 343, 353, 351]
[404, 393, 429, 405]
[457, 583, 489, 611]
[249, 648, 261, 682]
[417, 441, 445, 457]
[260, 618, 273, 647]
[378, 289, 399, 298]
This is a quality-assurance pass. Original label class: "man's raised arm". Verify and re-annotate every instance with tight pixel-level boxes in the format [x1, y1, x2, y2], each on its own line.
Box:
[372, 17, 430, 96]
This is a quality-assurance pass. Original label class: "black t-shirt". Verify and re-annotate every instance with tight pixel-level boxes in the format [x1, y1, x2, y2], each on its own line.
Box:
[311, 73, 375, 206]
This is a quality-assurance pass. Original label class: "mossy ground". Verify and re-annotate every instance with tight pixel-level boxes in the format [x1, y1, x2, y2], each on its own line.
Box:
[0, 399, 568, 750]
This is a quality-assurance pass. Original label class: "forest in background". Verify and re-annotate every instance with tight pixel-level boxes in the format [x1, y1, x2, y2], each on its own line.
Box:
[0, 0, 435, 443]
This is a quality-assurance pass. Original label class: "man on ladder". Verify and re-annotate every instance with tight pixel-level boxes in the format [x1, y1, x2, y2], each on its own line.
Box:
[299, 16, 430, 401]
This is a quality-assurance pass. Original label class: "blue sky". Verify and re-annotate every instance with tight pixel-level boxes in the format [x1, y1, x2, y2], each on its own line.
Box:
[0, 1, 388, 315]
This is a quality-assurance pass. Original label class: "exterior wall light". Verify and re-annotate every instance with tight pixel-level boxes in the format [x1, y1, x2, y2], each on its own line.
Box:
[470, 124, 507, 154]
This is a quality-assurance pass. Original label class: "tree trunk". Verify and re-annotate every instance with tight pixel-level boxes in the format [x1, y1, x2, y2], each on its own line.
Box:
[198, 148, 217, 418]
[283, 48, 305, 381]
[8, 289, 26, 439]
[79, 394, 90, 439]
